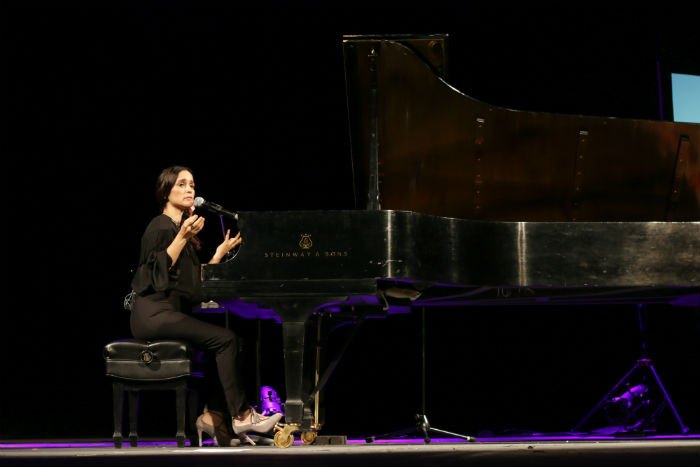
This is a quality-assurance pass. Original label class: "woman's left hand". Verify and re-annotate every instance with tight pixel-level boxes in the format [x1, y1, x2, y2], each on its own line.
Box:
[210, 229, 242, 264]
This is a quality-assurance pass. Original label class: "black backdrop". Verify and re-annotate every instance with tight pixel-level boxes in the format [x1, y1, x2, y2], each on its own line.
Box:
[3, 2, 699, 440]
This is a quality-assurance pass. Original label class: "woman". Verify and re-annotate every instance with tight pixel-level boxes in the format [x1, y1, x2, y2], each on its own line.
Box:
[130, 165, 282, 446]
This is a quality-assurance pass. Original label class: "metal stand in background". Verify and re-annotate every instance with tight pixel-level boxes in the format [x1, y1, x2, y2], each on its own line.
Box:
[366, 307, 475, 443]
[572, 304, 689, 435]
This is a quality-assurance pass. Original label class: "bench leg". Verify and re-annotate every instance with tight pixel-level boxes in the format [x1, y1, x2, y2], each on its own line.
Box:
[175, 383, 186, 447]
[128, 390, 139, 447]
[110, 376, 200, 448]
[112, 382, 124, 448]
[187, 388, 199, 447]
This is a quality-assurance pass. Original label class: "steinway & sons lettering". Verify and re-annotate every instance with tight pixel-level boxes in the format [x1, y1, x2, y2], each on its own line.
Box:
[263, 234, 349, 259]
[263, 250, 349, 259]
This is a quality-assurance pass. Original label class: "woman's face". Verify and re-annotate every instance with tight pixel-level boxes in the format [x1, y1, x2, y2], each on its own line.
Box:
[167, 170, 195, 211]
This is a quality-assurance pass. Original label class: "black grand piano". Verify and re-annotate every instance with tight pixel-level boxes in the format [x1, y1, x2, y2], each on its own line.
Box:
[202, 35, 700, 447]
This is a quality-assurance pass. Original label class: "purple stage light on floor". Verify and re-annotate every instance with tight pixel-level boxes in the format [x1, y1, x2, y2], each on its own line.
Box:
[0, 442, 115, 449]
[260, 385, 284, 417]
[2, 434, 698, 450]
[603, 384, 650, 426]
[0, 440, 216, 449]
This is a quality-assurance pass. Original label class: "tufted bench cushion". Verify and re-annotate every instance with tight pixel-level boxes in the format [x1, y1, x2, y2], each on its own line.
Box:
[104, 339, 204, 380]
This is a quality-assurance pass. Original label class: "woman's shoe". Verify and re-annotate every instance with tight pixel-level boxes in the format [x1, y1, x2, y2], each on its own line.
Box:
[233, 408, 283, 438]
[196, 409, 238, 447]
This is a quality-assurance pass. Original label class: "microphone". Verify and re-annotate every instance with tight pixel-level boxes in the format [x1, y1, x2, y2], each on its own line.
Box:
[194, 197, 238, 220]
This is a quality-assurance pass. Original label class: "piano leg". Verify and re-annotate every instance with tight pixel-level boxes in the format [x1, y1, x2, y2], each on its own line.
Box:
[281, 320, 306, 426]
[256, 296, 348, 448]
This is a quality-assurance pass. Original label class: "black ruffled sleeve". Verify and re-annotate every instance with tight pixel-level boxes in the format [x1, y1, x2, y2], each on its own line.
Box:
[131, 217, 179, 295]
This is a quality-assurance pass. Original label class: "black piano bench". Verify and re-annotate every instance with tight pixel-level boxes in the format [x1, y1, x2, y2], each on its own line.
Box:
[103, 339, 204, 448]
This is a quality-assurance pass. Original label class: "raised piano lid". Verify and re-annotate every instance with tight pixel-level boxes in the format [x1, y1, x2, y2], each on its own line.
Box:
[202, 35, 699, 310]
[342, 34, 700, 222]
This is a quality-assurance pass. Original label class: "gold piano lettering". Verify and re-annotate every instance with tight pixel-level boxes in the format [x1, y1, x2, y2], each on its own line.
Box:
[263, 250, 349, 259]
[324, 251, 349, 257]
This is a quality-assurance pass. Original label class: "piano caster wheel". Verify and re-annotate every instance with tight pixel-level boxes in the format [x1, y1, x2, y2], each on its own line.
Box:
[301, 431, 318, 445]
[274, 429, 295, 448]
[275, 424, 298, 448]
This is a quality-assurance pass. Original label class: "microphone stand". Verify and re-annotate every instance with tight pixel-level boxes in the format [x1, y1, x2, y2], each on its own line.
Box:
[366, 307, 475, 443]
[216, 212, 257, 399]
[571, 304, 689, 435]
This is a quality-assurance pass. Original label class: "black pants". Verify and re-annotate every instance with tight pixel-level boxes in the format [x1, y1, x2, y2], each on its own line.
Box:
[130, 292, 249, 418]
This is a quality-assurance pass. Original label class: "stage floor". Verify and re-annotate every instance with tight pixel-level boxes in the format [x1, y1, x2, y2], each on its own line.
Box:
[1, 435, 699, 467]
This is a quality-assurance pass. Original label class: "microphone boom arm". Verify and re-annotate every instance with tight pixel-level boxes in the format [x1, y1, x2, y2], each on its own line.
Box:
[194, 197, 238, 220]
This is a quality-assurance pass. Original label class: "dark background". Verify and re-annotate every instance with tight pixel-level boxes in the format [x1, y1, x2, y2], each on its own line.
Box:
[3, 2, 699, 440]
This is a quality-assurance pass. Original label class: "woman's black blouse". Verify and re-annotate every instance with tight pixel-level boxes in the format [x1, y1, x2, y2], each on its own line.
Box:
[130, 214, 202, 303]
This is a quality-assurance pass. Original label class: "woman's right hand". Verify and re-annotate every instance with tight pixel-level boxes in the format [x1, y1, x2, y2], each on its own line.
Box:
[179, 214, 205, 240]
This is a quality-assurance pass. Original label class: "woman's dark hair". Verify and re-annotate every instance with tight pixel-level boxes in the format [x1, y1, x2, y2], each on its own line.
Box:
[155, 165, 201, 250]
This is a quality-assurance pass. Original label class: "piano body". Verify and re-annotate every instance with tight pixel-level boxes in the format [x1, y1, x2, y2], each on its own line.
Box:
[202, 35, 700, 446]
